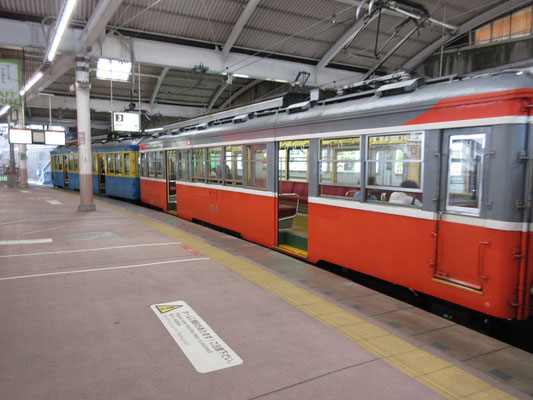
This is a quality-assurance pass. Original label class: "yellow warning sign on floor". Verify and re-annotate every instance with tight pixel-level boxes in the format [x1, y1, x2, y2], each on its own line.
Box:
[155, 305, 183, 314]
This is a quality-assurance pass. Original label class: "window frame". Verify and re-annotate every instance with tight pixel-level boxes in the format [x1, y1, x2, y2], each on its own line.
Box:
[319, 137, 361, 198]
[244, 143, 268, 190]
[445, 133, 486, 216]
[365, 132, 425, 193]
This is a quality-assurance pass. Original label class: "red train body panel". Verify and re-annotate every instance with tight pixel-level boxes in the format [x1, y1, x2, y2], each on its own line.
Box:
[176, 184, 277, 248]
[140, 178, 167, 210]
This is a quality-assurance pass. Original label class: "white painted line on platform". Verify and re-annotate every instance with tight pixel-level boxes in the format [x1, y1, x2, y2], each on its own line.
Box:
[22, 221, 131, 236]
[21, 225, 69, 235]
[0, 257, 209, 281]
[0, 216, 126, 226]
[0, 238, 53, 245]
[19, 190, 31, 193]
[0, 242, 182, 258]
[46, 200, 62, 205]
[151, 301, 243, 373]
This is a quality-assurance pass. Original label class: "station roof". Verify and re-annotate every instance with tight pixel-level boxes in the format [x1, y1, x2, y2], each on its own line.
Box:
[0, 0, 529, 129]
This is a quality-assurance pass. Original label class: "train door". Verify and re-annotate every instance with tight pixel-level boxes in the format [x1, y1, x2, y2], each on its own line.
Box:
[277, 140, 309, 257]
[434, 131, 487, 290]
[63, 155, 69, 187]
[167, 150, 177, 212]
[98, 154, 106, 194]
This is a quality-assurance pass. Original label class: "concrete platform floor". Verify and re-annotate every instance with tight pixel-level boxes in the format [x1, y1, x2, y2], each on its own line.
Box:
[0, 184, 529, 399]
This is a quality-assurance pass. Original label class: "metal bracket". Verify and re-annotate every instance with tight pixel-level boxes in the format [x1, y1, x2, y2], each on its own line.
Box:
[518, 149, 529, 162]
[515, 199, 526, 210]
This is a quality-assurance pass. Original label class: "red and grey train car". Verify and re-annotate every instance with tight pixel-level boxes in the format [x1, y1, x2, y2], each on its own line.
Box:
[139, 70, 533, 320]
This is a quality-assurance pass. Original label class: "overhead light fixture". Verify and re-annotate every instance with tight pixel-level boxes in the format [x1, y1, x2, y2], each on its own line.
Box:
[0, 105, 10, 117]
[145, 127, 164, 133]
[19, 71, 44, 96]
[96, 58, 132, 81]
[46, 0, 79, 62]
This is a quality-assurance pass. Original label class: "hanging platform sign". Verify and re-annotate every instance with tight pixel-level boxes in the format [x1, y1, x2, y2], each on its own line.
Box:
[151, 300, 243, 373]
[0, 59, 22, 107]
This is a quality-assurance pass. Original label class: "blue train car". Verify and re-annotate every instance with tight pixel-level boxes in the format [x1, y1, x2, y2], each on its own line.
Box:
[51, 141, 140, 201]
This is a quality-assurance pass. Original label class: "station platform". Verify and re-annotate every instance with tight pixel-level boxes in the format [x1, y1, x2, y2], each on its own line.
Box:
[0, 183, 531, 399]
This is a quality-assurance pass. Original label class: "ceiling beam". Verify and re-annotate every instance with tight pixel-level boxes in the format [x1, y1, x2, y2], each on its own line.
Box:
[207, 83, 228, 111]
[79, 0, 123, 55]
[402, 0, 531, 71]
[102, 35, 364, 88]
[317, 13, 378, 70]
[222, 0, 261, 59]
[150, 66, 169, 106]
[219, 79, 262, 109]
[27, 94, 203, 118]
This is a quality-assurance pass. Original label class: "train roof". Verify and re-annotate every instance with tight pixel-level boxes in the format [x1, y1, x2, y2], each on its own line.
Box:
[142, 69, 533, 149]
[51, 138, 145, 154]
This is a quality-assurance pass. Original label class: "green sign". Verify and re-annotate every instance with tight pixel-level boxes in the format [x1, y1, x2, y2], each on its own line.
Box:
[0, 59, 22, 107]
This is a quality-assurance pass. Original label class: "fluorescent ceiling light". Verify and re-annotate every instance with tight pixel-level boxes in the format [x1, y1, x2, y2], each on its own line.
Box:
[0, 105, 10, 117]
[47, 0, 79, 62]
[96, 58, 132, 81]
[145, 127, 164, 133]
[19, 71, 44, 96]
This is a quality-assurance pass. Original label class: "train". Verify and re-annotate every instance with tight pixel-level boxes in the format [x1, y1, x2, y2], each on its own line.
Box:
[51, 69, 533, 321]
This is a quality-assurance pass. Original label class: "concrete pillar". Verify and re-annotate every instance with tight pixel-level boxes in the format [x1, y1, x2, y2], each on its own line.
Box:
[75, 56, 95, 211]
[18, 103, 28, 188]
[7, 142, 16, 188]
[7, 112, 16, 188]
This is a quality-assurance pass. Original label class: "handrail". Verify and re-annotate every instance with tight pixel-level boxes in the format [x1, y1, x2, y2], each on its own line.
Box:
[278, 192, 300, 220]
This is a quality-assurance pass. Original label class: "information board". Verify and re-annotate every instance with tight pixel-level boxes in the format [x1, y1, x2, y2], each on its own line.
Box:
[9, 129, 32, 144]
[112, 112, 140, 132]
[45, 130, 66, 145]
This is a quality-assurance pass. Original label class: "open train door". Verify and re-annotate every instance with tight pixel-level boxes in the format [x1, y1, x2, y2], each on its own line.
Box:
[434, 130, 488, 291]
[62, 154, 69, 188]
[97, 154, 106, 194]
[166, 150, 177, 213]
[277, 140, 309, 257]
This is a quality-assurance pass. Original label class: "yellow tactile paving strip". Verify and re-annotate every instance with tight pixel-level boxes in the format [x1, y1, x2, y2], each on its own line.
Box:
[52, 191, 516, 400]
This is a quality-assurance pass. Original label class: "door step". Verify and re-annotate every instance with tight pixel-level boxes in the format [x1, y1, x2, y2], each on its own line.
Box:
[275, 244, 308, 258]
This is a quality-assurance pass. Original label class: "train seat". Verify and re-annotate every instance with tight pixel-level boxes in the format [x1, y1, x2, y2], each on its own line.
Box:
[321, 185, 358, 197]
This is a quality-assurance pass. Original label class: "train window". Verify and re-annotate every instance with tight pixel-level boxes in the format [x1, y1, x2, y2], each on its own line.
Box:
[107, 153, 115, 174]
[207, 147, 222, 183]
[244, 143, 267, 189]
[155, 151, 163, 178]
[366, 133, 423, 205]
[116, 153, 123, 175]
[140, 153, 147, 177]
[178, 150, 191, 181]
[320, 138, 360, 198]
[225, 145, 243, 186]
[446, 134, 485, 214]
[279, 140, 308, 182]
[68, 154, 78, 172]
[124, 153, 130, 175]
[57, 156, 63, 171]
[91, 155, 97, 174]
[148, 152, 155, 177]
[193, 148, 206, 182]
